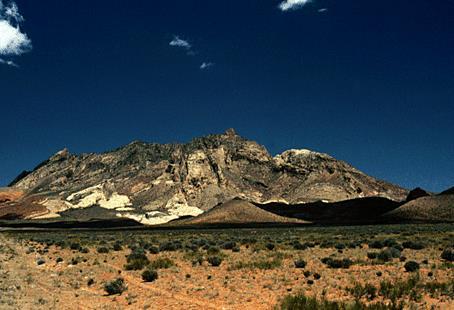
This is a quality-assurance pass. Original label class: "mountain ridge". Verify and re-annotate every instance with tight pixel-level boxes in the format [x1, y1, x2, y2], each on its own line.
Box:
[1, 129, 407, 224]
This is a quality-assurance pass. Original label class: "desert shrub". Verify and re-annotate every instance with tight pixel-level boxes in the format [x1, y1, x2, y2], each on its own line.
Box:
[377, 249, 393, 262]
[399, 256, 407, 262]
[206, 246, 220, 255]
[376, 271, 382, 277]
[148, 246, 160, 254]
[80, 247, 90, 253]
[265, 243, 275, 250]
[319, 240, 335, 248]
[369, 240, 385, 249]
[113, 242, 123, 251]
[293, 242, 308, 250]
[159, 242, 181, 252]
[303, 270, 311, 277]
[104, 278, 127, 295]
[348, 241, 362, 249]
[55, 240, 66, 249]
[294, 259, 307, 268]
[367, 252, 378, 259]
[207, 256, 223, 267]
[380, 274, 421, 302]
[222, 241, 236, 250]
[404, 261, 420, 272]
[383, 239, 401, 249]
[321, 257, 353, 269]
[97, 246, 109, 254]
[232, 246, 240, 252]
[423, 280, 454, 298]
[56, 257, 63, 263]
[124, 248, 149, 270]
[70, 242, 81, 251]
[141, 268, 158, 282]
[150, 257, 174, 269]
[87, 278, 95, 286]
[279, 293, 401, 310]
[440, 248, 454, 262]
[335, 243, 345, 250]
[70, 256, 81, 265]
[313, 273, 321, 280]
[36, 258, 45, 265]
[348, 282, 377, 300]
[389, 247, 401, 258]
[402, 241, 425, 250]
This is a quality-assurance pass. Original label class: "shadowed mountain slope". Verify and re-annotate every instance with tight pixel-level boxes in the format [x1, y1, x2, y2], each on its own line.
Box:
[382, 194, 454, 223]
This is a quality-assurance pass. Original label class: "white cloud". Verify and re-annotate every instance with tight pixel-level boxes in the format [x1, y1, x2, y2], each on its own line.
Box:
[200, 62, 214, 70]
[0, 57, 18, 67]
[0, 1, 31, 66]
[0, 20, 31, 55]
[278, 0, 312, 11]
[169, 36, 191, 49]
[318, 8, 328, 13]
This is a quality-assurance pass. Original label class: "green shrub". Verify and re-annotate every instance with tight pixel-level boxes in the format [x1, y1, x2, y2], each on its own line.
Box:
[441, 248, 454, 262]
[294, 259, 306, 268]
[265, 243, 275, 250]
[369, 240, 384, 249]
[124, 248, 149, 270]
[321, 257, 353, 269]
[206, 246, 220, 255]
[279, 293, 402, 310]
[70, 242, 81, 251]
[104, 278, 127, 295]
[97, 246, 109, 254]
[141, 268, 158, 282]
[150, 257, 174, 269]
[293, 242, 308, 250]
[404, 261, 420, 272]
[377, 249, 393, 262]
[148, 245, 160, 254]
[207, 256, 223, 267]
[222, 241, 236, 250]
[113, 242, 123, 251]
[402, 241, 424, 250]
[348, 282, 377, 300]
[367, 252, 378, 259]
[379, 274, 420, 302]
[36, 258, 45, 265]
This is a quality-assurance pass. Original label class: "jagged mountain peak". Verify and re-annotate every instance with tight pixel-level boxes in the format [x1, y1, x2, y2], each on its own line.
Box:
[4, 131, 407, 224]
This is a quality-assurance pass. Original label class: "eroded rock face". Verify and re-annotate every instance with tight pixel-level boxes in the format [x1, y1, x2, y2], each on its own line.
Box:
[6, 130, 407, 223]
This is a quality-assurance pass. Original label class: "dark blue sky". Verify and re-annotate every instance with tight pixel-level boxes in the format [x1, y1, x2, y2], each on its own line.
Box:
[1, 0, 453, 191]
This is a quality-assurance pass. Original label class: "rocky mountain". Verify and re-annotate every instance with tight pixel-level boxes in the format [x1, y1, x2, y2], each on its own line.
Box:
[1, 129, 407, 224]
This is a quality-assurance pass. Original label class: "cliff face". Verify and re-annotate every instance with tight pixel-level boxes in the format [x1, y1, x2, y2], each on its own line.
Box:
[4, 129, 407, 224]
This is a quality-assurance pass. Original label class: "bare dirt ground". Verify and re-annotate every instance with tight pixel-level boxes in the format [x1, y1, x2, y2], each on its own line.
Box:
[0, 225, 453, 309]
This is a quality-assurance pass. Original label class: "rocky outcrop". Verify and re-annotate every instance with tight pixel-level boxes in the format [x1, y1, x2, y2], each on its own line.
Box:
[4, 130, 407, 224]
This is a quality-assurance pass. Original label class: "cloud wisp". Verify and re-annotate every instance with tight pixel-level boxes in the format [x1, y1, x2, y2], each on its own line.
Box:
[169, 36, 191, 50]
[0, 0, 31, 66]
[0, 57, 17, 67]
[200, 62, 214, 70]
[278, 0, 312, 11]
